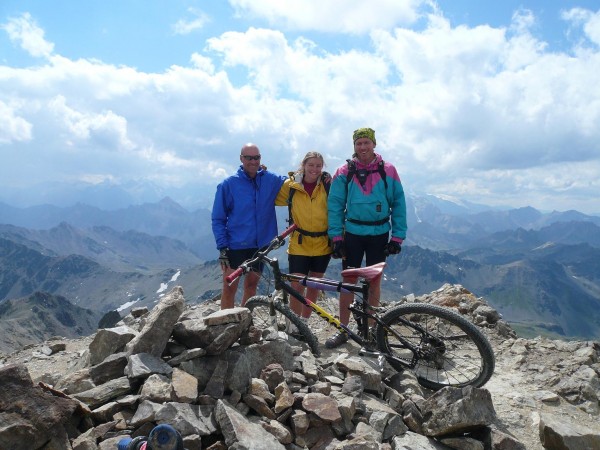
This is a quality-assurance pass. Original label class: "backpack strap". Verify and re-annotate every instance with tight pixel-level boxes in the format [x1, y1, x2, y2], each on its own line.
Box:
[346, 216, 390, 226]
[345, 159, 357, 195]
[377, 160, 388, 190]
[287, 187, 296, 226]
[322, 171, 331, 195]
[288, 174, 330, 244]
[345, 159, 387, 191]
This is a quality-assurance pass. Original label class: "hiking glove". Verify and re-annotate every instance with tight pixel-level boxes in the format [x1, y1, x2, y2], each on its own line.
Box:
[332, 240, 345, 259]
[384, 240, 402, 256]
[218, 248, 230, 270]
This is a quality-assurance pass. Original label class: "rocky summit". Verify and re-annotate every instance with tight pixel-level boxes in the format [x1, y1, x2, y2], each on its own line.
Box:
[1, 284, 599, 450]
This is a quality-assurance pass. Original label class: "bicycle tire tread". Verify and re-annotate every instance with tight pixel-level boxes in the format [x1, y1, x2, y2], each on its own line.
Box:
[376, 303, 495, 389]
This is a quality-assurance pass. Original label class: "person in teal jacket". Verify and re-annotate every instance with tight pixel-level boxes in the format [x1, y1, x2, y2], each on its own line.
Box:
[326, 127, 407, 348]
[212, 143, 286, 309]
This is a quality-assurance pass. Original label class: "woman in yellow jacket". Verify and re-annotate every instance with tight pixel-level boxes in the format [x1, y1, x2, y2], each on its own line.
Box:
[275, 151, 332, 319]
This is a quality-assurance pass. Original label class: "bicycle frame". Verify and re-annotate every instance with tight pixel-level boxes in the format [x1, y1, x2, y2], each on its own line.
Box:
[276, 266, 434, 370]
[275, 263, 374, 347]
[226, 225, 431, 369]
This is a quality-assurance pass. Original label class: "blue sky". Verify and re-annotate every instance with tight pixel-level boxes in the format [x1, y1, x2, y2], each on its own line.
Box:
[1, 0, 599, 214]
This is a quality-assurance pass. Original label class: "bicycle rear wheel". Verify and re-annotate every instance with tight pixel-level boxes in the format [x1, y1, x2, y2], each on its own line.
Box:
[376, 303, 494, 390]
[245, 296, 320, 356]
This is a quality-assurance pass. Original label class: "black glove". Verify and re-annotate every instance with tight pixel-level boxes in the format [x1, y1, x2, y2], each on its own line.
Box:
[384, 240, 402, 256]
[332, 240, 345, 259]
[218, 248, 230, 270]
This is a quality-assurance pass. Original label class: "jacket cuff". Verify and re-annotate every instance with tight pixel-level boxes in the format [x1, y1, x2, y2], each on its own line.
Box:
[391, 237, 403, 244]
[332, 236, 343, 242]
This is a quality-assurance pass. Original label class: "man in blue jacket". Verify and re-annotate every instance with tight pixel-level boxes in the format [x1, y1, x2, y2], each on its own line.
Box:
[212, 143, 286, 309]
[326, 127, 408, 347]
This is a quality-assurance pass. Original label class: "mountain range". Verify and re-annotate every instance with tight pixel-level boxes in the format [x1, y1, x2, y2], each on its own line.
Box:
[0, 291, 104, 352]
[0, 194, 599, 353]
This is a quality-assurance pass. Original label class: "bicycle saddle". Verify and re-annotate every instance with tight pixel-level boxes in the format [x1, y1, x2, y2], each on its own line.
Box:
[341, 262, 386, 281]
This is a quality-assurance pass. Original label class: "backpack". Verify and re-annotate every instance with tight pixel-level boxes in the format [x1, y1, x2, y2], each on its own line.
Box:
[345, 158, 387, 192]
[287, 173, 331, 244]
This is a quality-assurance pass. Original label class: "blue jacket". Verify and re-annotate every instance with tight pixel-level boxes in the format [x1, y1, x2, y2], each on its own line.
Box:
[327, 154, 407, 240]
[212, 166, 286, 250]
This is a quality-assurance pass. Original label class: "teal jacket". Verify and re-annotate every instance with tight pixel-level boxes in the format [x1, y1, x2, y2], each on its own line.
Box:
[327, 154, 407, 240]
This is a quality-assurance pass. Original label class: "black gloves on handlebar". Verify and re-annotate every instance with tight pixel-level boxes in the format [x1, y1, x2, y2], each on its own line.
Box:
[384, 240, 402, 256]
[332, 240, 345, 259]
[218, 248, 230, 270]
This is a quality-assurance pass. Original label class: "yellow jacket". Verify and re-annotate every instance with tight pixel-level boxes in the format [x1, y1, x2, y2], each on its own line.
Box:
[275, 173, 332, 256]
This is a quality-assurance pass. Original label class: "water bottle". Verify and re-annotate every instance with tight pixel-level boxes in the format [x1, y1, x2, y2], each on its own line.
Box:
[116, 424, 184, 450]
[117, 436, 147, 450]
[147, 424, 184, 450]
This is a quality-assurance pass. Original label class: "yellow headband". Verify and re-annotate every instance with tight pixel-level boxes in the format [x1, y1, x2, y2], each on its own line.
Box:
[353, 127, 376, 144]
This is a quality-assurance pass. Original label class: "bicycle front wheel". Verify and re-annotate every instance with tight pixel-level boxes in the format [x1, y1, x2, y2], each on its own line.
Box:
[245, 296, 320, 356]
[376, 303, 494, 390]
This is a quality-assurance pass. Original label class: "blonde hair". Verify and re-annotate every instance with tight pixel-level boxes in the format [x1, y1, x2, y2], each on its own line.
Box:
[297, 151, 325, 174]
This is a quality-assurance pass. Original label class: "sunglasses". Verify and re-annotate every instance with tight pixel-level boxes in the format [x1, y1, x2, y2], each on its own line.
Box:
[241, 154, 261, 161]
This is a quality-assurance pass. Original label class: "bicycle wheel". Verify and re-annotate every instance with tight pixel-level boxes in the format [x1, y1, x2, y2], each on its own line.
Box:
[245, 296, 320, 356]
[376, 303, 494, 390]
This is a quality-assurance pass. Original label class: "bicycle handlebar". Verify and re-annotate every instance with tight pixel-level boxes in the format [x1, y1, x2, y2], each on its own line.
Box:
[279, 223, 298, 240]
[225, 267, 244, 284]
[224, 224, 298, 284]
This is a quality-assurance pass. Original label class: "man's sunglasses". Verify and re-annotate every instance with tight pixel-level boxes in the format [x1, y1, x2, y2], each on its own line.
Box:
[241, 155, 261, 161]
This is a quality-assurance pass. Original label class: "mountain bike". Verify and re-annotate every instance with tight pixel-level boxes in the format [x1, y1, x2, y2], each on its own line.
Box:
[226, 224, 495, 390]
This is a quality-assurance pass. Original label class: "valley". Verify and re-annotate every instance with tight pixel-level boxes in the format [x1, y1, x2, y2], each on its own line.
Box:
[1, 194, 599, 354]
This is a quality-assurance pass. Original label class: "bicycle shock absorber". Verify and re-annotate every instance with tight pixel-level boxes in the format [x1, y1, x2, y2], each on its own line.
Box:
[351, 300, 362, 323]
[350, 296, 369, 335]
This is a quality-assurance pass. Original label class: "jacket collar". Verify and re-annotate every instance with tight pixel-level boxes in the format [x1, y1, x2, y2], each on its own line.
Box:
[353, 153, 382, 169]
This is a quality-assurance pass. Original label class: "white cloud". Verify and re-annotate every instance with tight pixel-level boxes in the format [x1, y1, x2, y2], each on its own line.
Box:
[364, 11, 600, 179]
[229, 0, 425, 33]
[0, 100, 32, 144]
[562, 8, 600, 47]
[172, 8, 210, 35]
[1, 6, 599, 214]
[1, 12, 54, 59]
[47, 96, 131, 147]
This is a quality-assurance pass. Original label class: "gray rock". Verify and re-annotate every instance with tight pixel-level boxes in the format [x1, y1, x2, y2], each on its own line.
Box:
[72, 376, 137, 409]
[125, 285, 185, 357]
[125, 352, 173, 379]
[301, 392, 342, 423]
[89, 351, 127, 385]
[139, 373, 172, 402]
[0, 364, 82, 450]
[89, 326, 137, 365]
[171, 367, 198, 403]
[13, 284, 600, 450]
[421, 386, 496, 436]
[392, 431, 450, 449]
[154, 402, 218, 436]
[215, 399, 286, 449]
[539, 412, 600, 450]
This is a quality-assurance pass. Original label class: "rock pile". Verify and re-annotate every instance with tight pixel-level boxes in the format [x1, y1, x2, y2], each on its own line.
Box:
[1, 284, 599, 450]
